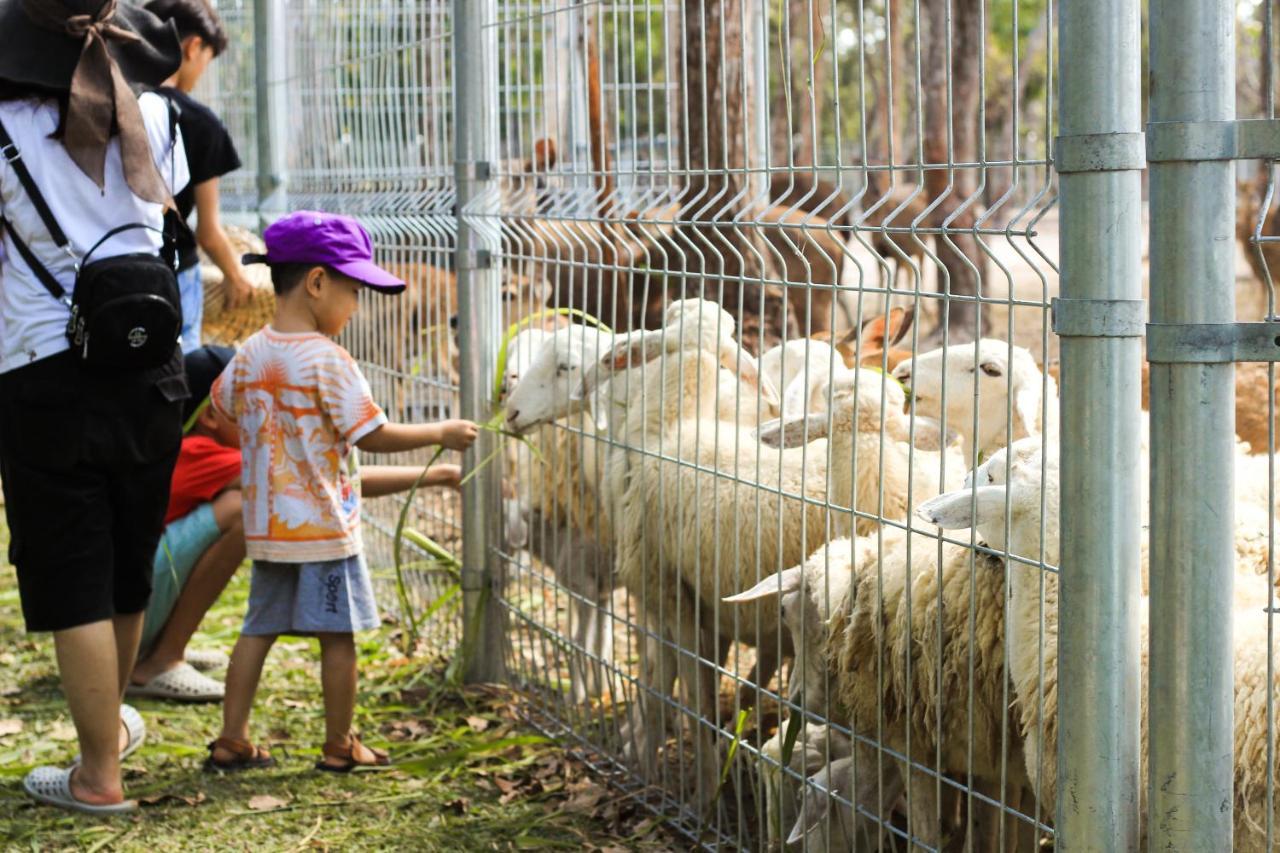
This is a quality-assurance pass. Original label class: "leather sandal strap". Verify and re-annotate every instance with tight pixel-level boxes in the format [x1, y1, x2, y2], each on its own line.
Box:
[321, 732, 387, 765]
[210, 737, 262, 760]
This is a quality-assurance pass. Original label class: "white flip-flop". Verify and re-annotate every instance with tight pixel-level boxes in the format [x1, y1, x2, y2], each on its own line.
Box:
[184, 648, 229, 672]
[72, 704, 146, 766]
[126, 663, 224, 702]
[23, 766, 137, 815]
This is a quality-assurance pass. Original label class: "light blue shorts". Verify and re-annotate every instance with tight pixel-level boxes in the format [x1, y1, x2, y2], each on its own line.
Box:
[177, 264, 203, 354]
[242, 555, 380, 636]
[141, 502, 222, 653]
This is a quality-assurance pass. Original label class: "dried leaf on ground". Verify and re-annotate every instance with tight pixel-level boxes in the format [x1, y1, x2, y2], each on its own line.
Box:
[464, 715, 489, 733]
[0, 718, 22, 737]
[247, 794, 288, 811]
[384, 719, 430, 741]
[139, 792, 206, 808]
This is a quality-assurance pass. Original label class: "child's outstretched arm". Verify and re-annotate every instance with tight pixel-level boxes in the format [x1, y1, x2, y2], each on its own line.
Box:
[361, 464, 463, 497]
[355, 419, 479, 454]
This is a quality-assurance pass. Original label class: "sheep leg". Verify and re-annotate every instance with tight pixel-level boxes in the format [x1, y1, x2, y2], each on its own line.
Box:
[737, 638, 780, 714]
[621, 625, 678, 782]
[674, 603, 722, 808]
[968, 777, 1019, 853]
[898, 760, 943, 852]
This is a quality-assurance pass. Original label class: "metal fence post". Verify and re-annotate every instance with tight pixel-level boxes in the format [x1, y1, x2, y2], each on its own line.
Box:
[454, 0, 506, 684]
[1054, 0, 1145, 847]
[253, 0, 287, 219]
[1147, 0, 1237, 848]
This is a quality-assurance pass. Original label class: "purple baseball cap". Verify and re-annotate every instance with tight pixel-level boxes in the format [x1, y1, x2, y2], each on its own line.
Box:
[243, 211, 405, 294]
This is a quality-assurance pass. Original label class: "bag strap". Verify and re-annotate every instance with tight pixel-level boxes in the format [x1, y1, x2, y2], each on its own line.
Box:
[0, 118, 70, 250]
[1, 219, 69, 303]
[0, 117, 74, 302]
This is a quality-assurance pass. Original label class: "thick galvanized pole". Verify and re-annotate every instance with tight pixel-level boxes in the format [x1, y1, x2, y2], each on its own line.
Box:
[253, 0, 287, 218]
[1148, 0, 1237, 848]
[1054, 0, 1144, 847]
[454, 0, 505, 683]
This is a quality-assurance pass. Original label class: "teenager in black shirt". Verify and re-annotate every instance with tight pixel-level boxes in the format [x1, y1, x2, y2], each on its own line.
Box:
[145, 0, 251, 352]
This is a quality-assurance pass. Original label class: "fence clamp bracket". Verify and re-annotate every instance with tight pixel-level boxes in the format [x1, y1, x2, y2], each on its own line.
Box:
[1147, 119, 1280, 162]
[458, 249, 494, 271]
[1052, 298, 1147, 338]
[1053, 132, 1146, 173]
[457, 161, 492, 181]
[1146, 322, 1280, 363]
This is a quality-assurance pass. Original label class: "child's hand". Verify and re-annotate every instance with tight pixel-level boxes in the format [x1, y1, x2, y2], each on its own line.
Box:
[439, 419, 479, 451]
[428, 464, 464, 491]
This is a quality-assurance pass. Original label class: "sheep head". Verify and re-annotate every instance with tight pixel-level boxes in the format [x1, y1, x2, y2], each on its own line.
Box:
[504, 325, 613, 434]
[580, 299, 779, 410]
[916, 435, 1058, 565]
[757, 370, 925, 450]
[892, 338, 1055, 462]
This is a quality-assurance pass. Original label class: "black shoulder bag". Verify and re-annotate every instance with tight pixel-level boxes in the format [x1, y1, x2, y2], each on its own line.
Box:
[0, 117, 184, 371]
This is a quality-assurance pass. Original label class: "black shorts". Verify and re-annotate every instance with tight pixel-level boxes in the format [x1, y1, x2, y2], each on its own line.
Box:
[0, 349, 188, 632]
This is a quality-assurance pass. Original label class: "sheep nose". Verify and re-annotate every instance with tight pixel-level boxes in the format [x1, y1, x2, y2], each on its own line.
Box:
[895, 368, 911, 384]
[506, 408, 520, 425]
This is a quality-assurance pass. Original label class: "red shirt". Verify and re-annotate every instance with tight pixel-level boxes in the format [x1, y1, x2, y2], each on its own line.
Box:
[165, 434, 241, 525]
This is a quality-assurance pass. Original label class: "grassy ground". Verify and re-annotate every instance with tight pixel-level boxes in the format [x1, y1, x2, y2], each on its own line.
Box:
[0, 521, 671, 852]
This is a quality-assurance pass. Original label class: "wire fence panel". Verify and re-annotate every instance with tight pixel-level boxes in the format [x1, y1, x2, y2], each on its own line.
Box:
[485, 1, 1061, 848]
[189, 0, 1280, 849]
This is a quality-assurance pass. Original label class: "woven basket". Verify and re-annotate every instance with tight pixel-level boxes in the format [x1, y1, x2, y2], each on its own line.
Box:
[199, 224, 276, 347]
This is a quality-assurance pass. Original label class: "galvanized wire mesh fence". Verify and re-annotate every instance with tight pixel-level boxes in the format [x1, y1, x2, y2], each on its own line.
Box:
[188, 0, 1280, 848]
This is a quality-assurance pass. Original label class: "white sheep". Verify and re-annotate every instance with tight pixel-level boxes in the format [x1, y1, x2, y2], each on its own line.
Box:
[892, 338, 1058, 463]
[599, 332, 949, 804]
[729, 514, 1034, 851]
[500, 303, 776, 702]
[504, 324, 620, 702]
[760, 338, 852, 418]
[919, 437, 1280, 849]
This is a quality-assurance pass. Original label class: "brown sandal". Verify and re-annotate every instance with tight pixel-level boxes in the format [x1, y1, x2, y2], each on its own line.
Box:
[315, 731, 390, 773]
[203, 737, 276, 772]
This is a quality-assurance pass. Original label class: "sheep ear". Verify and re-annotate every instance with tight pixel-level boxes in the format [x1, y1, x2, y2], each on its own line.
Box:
[758, 412, 831, 449]
[886, 306, 915, 347]
[575, 332, 658, 400]
[721, 344, 780, 409]
[786, 759, 852, 847]
[722, 566, 803, 604]
[1012, 381, 1042, 439]
[780, 373, 813, 418]
[858, 311, 892, 352]
[916, 485, 1006, 530]
[582, 394, 610, 433]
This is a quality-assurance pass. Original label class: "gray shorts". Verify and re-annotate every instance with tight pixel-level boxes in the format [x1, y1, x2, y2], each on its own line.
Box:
[242, 555, 380, 636]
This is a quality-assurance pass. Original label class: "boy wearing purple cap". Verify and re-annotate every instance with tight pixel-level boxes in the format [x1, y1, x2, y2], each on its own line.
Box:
[207, 211, 478, 772]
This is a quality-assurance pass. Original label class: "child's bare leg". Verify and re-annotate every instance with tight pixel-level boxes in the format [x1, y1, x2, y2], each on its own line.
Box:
[134, 492, 245, 683]
[317, 632, 356, 744]
[219, 633, 276, 746]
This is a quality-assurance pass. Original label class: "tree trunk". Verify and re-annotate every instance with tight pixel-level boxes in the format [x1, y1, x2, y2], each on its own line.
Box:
[983, 14, 1048, 215]
[919, 0, 986, 343]
[676, 0, 789, 351]
[787, 0, 826, 167]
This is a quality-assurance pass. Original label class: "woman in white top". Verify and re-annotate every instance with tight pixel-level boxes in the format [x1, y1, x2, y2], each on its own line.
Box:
[0, 0, 189, 814]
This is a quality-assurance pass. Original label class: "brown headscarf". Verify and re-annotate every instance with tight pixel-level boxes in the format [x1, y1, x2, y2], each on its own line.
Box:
[22, 0, 170, 204]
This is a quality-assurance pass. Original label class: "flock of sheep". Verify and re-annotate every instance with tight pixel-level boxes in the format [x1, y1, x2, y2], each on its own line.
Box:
[491, 295, 1280, 851]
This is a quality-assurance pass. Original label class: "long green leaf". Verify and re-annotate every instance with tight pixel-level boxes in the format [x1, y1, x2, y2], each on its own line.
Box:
[391, 446, 447, 651]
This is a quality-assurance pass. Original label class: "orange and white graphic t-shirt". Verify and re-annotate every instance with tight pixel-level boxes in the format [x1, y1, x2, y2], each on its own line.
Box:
[211, 327, 387, 562]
